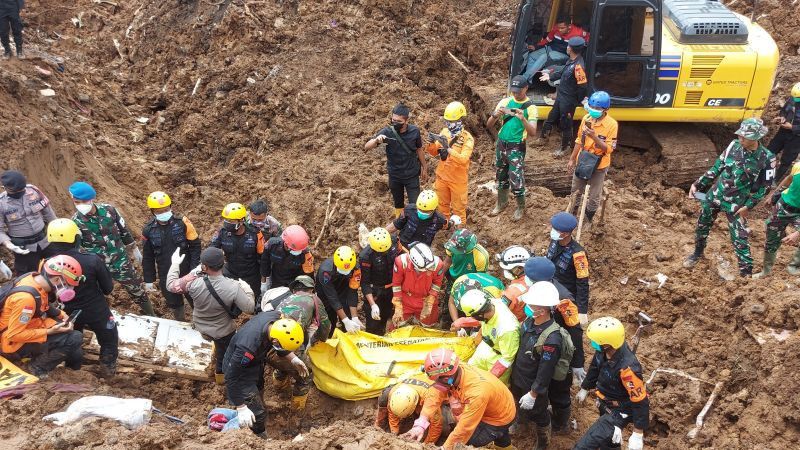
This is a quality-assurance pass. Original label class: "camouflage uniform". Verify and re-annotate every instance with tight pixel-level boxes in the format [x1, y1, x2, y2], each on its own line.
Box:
[693, 132, 776, 275]
[765, 199, 800, 253]
[72, 203, 150, 307]
[495, 141, 526, 198]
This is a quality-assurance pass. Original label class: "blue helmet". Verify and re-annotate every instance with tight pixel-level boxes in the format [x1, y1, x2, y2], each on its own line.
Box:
[588, 91, 611, 109]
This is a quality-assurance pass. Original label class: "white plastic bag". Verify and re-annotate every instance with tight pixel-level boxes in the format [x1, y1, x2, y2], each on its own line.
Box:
[43, 395, 153, 430]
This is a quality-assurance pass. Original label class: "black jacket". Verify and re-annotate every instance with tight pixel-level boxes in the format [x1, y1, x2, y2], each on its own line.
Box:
[315, 258, 358, 312]
[510, 318, 562, 399]
[48, 245, 114, 318]
[141, 214, 201, 283]
[377, 124, 423, 181]
[546, 238, 590, 313]
[552, 55, 588, 102]
[393, 204, 447, 248]
[550, 278, 585, 369]
[222, 310, 284, 404]
[358, 237, 399, 296]
[210, 225, 264, 279]
[260, 237, 313, 288]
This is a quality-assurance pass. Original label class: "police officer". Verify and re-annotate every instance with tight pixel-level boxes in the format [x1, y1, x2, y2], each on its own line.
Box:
[315, 246, 362, 335]
[386, 190, 451, 250]
[260, 225, 314, 293]
[359, 227, 399, 335]
[141, 191, 201, 321]
[211, 203, 265, 300]
[222, 313, 305, 436]
[540, 36, 589, 157]
[512, 282, 574, 450]
[546, 212, 590, 327]
[246, 199, 282, 239]
[574, 317, 648, 450]
[0, 170, 56, 273]
[767, 82, 800, 182]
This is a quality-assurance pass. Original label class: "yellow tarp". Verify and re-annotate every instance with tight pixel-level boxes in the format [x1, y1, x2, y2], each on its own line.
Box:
[308, 326, 477, 401]
[0, 356, 38, 388]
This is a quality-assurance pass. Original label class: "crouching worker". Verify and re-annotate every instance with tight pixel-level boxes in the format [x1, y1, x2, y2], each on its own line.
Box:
[375, 373, 443, 443]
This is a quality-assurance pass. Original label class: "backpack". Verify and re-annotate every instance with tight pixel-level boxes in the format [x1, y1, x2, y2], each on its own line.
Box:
[534, 321, 575, 381]
[0, 273, 46, 320]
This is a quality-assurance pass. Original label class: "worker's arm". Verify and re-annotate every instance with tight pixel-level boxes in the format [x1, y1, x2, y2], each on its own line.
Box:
[260, 243, 273, 279]
[316, 268, 345, 319]
[448, 295, 460, 322]
[575, 62, 588, 101]
[417, 147, 428, 182]
[2, 297, 48, 347]
[346, 274, 360, 319]
[223, 344, 256, 406]
[429, 263, 445, 297]
[530, 333, 562, 395]
[444, 394, 489, 449]
[183, 216, 202, 268]
[111, 207, 136, 246]
[166, 259, 196, 294]
[424, 408, 444, 443]
[621, 366, 650, 432]
[745, 154, 779, 209]
[494, 328, 521, 376]
[233, 279, 256, 315]
[209, 230, 222, 249]
[486, 99, 509, 131]
[580, 351, 602, 390]
[447, 132, 475, 165]
[302, 252, 314, 275]
[694, 148, 727, 192]
[565, 321, 585, 368]
[386, 213, 407, 234]
[359, 250, 375, 302]
[441, 253, 452, 276]
[40, 200, 57, 225]
[513, 108, 537, 137]
[419, 386, 448, 419]
[140, 235, 157, 284]
[572, 251, 590, 314]
[365, 132, 388, 151]
[94, 255, 115, 295]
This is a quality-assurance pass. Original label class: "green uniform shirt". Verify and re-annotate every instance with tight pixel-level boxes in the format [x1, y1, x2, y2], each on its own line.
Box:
[781, 162, 800, 209]
[72, 203, 135, 262]
[278, 292, 331, 346]
[494, 97, 538, 143]
[446, 244, 489, 279]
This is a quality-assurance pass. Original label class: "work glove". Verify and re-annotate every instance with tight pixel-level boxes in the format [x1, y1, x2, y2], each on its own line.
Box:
[131, 246, 143, 264]
[420, 295, 435, 321]
[370, 303, 381, 320]
[612, 426, 623, 444]
[236, 405, 256, 428]
[448, 215, 462, 228]
[572, 367, 587, 385]
[342, 317, 360, 333]
[457, 328, 468, 337]
[3, 241, 30, 255]
[391, 298, 404, 325]
[490, 359, 510, 378]
[628, 431, 644, 450]
[518, 392, 536, 410]
[576, 388, 589, 403]
[579, 313, 589, 327]
[0, 260, 12, 281]
[352, 316, 365, 330]
[438, 146, 449, 161]
[291, 355, 310, 377]
[170, 248, 185, 266]
[260, 281, 269, 296]
[190, 264, 203, 276]
[144, 283, 157, 293]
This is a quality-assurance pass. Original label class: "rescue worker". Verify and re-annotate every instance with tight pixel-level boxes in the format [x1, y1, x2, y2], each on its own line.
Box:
[424, 101, 475, 222]
[359, 227, 400, 335]
[260, 224, 313, 292]
[167, 247, 255, 385]
[459, 289, 520, 385]
[376, 373, 444, 443]
[546, 212, 590, 327]
[0, 0, 23, 58]
[566, 91, 618, 227]
[364, 102, 428, 217]
[46, 218, 118, 377]
[141, 191, 201, 321]
[521, 15, 589, 83]
[574, 317, 648, 450]
[222, 313, 306, 436]
[0, 255, 84, 378]
[755, 159, 800, 277]
[685, 118, 776, 277]
[512, 282, 575, 450]
[211, 203, 265, 299]
[70, 181, 155, 316]
[386, 190, 451, 250]
[496, 244, 533, 320]
[391, 242, 444, 329]
[247, 199, 282, 239]
[0, 170, 56, 274]
[767, 82, 800, 182]
[442, 229, 488, 329]
[486, 75, 538, 221]
[315, 245, 363, 335]
[448, 272, 505, 326]
[405, 348, 516, 450]
[539, 36, 589, 157]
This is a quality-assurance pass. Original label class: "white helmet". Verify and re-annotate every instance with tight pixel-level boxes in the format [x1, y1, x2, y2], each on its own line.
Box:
[497, 245, 531, 270]
[409, 242, 436, 271]
[261, 286, 291, 312]
[520, 281, 559, 307]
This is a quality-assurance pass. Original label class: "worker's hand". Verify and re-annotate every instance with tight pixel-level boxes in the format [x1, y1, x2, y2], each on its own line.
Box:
[352, 316, 365, 330]
[781, 121, 793, 130]
[773, 116, 783, 124]
[144, 282, 157, 293]
[782, 230, 800, 245]
[449, 215, 462, 228]
[539, 72, 550, 82]
[576, 388, 589, 403]
[527, 44, 535, 50]
[514, 109, 525, 120]
[130, 246, 143, 265]
[457, 328, 468, 337]
[420, 296, 434, 321]
[291, 355, 310, 377]
[734, 206, 749, 219]
[0, 260, 12, 281]
[3, 241, 30, 255]
[612, 426, 623, 444]
[572, 367, 587, 385]
[403, 425, 426, 442]
[190, 264, 203, 276]
[519, 392, 537, 410]
[771, 188, 784, 205]
[420, 169, 429, 184]
[628, 431, 644, 450]
[370, 303, 381, 320]
[170, 248, 185, 266]
[47, 320, 74, 335]
[579, 313, 589, 327]
[375, 135, 387, 144]
[566, 158, 576, 172]
[260, 280, 270, 295]
[688, 184, 697, 199]
[236, 405, 256, 428]
[342, 317, 360, 333]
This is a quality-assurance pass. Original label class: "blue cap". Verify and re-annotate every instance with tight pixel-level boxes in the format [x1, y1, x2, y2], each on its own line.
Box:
[524, 257, 556, 282]
[568, 36, 586, 49]
[551, 212, 578, 232]
[68, 181, 97, 200]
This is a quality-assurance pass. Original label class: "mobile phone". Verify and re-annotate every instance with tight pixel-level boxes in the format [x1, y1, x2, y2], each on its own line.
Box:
[693, 192, 707, 201]
[64, 309, 82, 325]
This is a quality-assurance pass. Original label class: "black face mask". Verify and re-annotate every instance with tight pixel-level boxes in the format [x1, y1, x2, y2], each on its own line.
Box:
[392, 122, 405, 132]
[223, 222, 240, 232]
[7, 190, 24, 199]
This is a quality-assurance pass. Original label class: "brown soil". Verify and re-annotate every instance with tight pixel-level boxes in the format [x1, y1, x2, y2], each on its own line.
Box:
[1, 0, 800, 449]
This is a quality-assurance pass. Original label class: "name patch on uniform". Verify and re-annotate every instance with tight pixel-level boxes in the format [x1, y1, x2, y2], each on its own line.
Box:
[322, 271, 332, 284]
[241, 351, 254, 366]
[573, 252, 589, 279]
[575, 64, 587, 85]
[620, 367, 647, 402]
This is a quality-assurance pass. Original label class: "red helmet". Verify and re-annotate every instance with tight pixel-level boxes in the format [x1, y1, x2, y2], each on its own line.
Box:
[282, 225, 310, 252]
[423, 348, 460, 382]
[43, 255, 84, 286]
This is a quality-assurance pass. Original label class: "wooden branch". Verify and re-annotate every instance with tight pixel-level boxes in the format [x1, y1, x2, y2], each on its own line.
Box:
[313, 189, 334, 248]
[447, 51, 470, 73]
[687, 382, 724, 439]
[575, 183, 591, 242]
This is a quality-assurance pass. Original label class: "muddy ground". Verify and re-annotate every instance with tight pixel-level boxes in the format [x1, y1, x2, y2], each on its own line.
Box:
[0, 0, 799, 449]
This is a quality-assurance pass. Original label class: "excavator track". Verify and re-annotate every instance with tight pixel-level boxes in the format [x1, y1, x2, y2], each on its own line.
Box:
[645, 123, 719, 188]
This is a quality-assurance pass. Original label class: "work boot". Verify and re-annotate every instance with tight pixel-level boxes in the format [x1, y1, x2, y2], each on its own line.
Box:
[15, 47, 24, 59]
[787, 248, 800, 275]
[753, 251, 777, 279]
[374, 406, 389, 428]
[138, 298, 156, 316]
[215, 372, 225, 385]
[291, 393, 308, 411]
[512, 195, 525, 221]
[553, 145, 569, 158]
[534, 423, 552, 450]
[2, 48, 10, 59]
[551, 406, 571, 435]
[172, 305, 186, 321]
[99, 362, 117, 378]
[683, 240, 706, 268]
[490, 189, 509, 216]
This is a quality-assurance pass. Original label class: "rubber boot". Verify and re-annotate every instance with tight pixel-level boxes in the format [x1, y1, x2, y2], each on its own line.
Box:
[584, 209, 597, 231]
[374, 406, 389, 428]
[291, 393, 308, 411]
[2, 47, 10, 59]
[490, 189, 509, 216]
[551, 406, 571, 435]
[394, 208, 403, 219]
[512, 195, 525, 221]
[215, 373, 225, 385]
[753, 251, 777, 279]
[683, 239, 706, 268]
[99, 361, 117, 378]
[553, 145, 568, 158]
[15, 46, 24, 59]
[172, 305, 186, 321]
[787, 248, 800, 275]
[535, 423, 552, 450]
[138, 297, 156, 316]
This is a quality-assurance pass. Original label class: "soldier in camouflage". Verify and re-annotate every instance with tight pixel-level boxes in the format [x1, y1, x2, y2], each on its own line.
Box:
[69, 182, 155, 315]
[754, 160, 800, 278]
[685, 118, 776, 277]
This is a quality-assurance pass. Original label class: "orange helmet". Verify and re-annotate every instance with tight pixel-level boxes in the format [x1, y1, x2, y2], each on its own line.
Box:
[43, 255, 84, 286]
[282, 225, 310, 252]
[423, 348, 460, 382]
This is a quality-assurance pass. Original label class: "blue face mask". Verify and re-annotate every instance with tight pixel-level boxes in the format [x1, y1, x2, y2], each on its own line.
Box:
[524, 305, 535, 318]
[417, 211, 433, 220]
[794, 97, 800, 103]
[590, 340, 602, 351]
[587, 107, 603, 119]
[155, 211, 173, 222]
[336, 268, 352, 276]
[289, 249, 303, 256]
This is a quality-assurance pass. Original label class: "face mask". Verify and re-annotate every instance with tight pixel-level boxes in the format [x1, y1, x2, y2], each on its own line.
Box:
[223, 221, 240, 232]
[587, 107, 603, 119]
[417, 211, 433, 220]
[336, 268, 352, 276]
[155, 211, 173, 222]
[7, 190, 24, 199]
[446, 121, 463, 135]
[251, 220, 267, 230]
[289, 249, 303, 256]
[524, 305, 537, 318]
[391, 121, 405, 132]
[550, 228, 563, 241]
[54, 278, 76, 302]
[794, 97, 800, 103]
[75, 203, 93, 215]
[590, 340, 602, 351]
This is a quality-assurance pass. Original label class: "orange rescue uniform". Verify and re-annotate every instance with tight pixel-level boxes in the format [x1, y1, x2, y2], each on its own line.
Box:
[387, 376, 443, 443]
[0, 275, 65, 354]
[391, 253, 444, 327]
[425, 129, 474, 221]
[575, 113, 619, 170]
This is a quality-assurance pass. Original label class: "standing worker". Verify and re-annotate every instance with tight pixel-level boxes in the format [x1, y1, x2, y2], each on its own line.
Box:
[424, 101, 475, 223]
[390, 242, 445, 329]
[211, 203, 266, 300]
[546, 212, 590, 327]
[364, 102, 428, 218]
[315, 245, 363, 335]
[167, 247, 255, 385]
[539, 36, 589, 157]
[260, 225, 313, 291]
[46, 218, 119, 378]
[359, 227, 400, 335]
[685, 118, 776, 277]
[459, 289, 520, 385]
[386, 190, 451, 250]
[0, 0, 23, 58]
[375, 373, 444, 443]
[511, 282, 575, 450]
[141, 191, 201, 321]
[69, 181, 155, 316]
[767, 82, 800, 182]
[0, 170, 56, 274]
[246, 199, 283, 239]
[755, 159, 800, 277]
[486, 75, 538, 221]
[566, 91, 618, 227]
[574, 317, 648, 450]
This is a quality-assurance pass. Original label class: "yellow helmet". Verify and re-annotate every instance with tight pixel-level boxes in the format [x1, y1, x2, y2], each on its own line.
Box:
[792, 82, 800, 98]
[459, 289, 492, 318]
[368, 227, 392, 253]
[586, 316, 626, 349]
[443, 101, 467, 121]
[333, 246, 357, 271]
[221, 203, 247, 220]
[389, 384, 420, 419]
[47, 218, 80, 244]
[147, 191, 172, 209]
[416, 190, 439, 212]
[269, 318, 305, 352]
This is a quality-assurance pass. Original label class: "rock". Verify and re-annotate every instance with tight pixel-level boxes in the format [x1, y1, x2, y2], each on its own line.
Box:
[215, 91, 227, 99]
[749, 303, 766, 314]
[274, 17, 285, 28]
[655, 253, 672, 262]
[720, 368, 731, 378]
[633, 241, 643, 250]
[352, 405, 364, 417]
[78, 93, 91, 103]
[246, 77, 256, 84]
[40, 88, 56, 97]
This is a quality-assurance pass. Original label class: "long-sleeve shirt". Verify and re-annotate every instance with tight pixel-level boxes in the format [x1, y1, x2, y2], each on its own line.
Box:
[468, 298, 520, 384]
[546, 238, 590, 313]
[359, 239, 399, 296]
[424, 128, 474, 185]
[582, 343, 649, 431]
[314, 258, 359, 312]
[0, 275, 66, 353]
[383, 374, 442, 443]
[210, 225, 265, 279]
[141, 214, 201, 283]
[73, 203, 135, 263]
[536, 24, 590, 54]
[552, 55, 588, 102]
[49, 246, 114, 318]
[222, 310, 284, 405]
[510, 318, 562, 399]
[260, 237, 314, 288]
[0, 184, 56, 251]
[391, 253, 444, 309]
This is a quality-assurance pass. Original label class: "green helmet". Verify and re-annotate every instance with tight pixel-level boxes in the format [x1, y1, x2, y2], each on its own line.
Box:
[735, 118, 768, 141]
[450, 273, 504, 311]
[444, 229, 478, 255]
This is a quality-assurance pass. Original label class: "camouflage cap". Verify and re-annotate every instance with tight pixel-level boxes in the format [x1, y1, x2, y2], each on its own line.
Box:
[289, 275, 315, 291]
[443, 229, 478, 254]
[735, 118, 768, 140]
